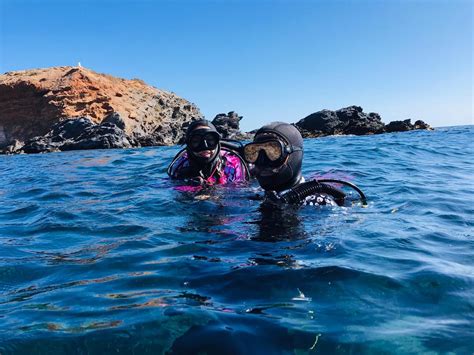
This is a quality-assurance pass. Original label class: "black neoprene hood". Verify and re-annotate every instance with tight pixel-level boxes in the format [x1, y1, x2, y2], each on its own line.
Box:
[253, 122, 304, 192]
[185, 120, 219, 142]
[185, 119, 221, 167]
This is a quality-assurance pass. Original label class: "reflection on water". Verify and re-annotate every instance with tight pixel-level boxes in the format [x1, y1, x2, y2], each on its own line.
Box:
[252, 201, 306, 242]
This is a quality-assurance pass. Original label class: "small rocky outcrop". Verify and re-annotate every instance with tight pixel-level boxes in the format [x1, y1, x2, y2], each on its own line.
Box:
[414, 120, 431, 130]
[212, 111, 251, 140]
[0, 66, 203, 153]
[385, 119, 432, 133]
[9, 115, 133, 154]
[295, 106, 432, 137]
[385, 119, 413, 133]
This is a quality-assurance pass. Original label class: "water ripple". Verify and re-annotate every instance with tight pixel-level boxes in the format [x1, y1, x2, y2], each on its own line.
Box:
[0, 126, 473, 353]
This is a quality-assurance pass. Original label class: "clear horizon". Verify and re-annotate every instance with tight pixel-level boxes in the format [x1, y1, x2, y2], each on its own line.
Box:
[0, 0, 472, 132]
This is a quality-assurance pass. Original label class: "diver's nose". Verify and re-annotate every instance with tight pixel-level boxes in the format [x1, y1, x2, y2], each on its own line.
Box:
[255, 150, 267, 166]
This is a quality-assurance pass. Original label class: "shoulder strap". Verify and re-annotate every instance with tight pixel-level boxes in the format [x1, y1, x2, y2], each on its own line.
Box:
[220, 139, 245, 156]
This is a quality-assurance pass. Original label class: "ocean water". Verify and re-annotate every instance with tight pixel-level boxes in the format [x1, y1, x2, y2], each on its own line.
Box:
[0, 126, 473, 354]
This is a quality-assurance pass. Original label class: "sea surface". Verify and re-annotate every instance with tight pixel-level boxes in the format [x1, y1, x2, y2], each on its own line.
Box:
[0, 126, 473, 354]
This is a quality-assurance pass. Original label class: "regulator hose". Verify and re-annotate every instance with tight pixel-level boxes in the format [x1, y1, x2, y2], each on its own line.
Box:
[220, 139, 245, 156]
[280, 179, 367, 206]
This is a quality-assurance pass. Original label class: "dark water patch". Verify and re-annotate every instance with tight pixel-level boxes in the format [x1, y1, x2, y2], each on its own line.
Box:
[0, 203, 40, 220]
[168, 313, 317, 355]
[9, 188, 49, 200]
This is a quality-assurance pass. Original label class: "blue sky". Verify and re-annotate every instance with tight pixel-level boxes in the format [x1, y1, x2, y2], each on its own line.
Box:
[0, 0, 472, 131]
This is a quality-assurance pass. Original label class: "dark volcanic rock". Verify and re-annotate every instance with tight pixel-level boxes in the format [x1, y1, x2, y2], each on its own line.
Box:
[212, 111, 251, 140]
[2, 139, 23, 154]
[385, 119, 414, 133]
[12, 115, 133, 154]
[295, 106, 385, 137]
[414, 120, 432, 130]
[295, 106, 432, 137]
[337, 107, 385, 135]
[295, 109, 339, 135]
[102, 112, 126, 130]
[383, 119, 433, 133]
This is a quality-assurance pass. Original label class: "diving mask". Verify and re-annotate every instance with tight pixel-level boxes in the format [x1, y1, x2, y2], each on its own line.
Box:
[244, 139, 302, 166]
[187, 129, 220, 152]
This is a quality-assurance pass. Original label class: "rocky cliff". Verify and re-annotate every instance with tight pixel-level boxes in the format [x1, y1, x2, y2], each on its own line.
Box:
[0, 66, 203, 153]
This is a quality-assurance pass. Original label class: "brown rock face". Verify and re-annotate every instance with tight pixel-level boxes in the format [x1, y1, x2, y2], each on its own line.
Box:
[0, 66, 202, 147]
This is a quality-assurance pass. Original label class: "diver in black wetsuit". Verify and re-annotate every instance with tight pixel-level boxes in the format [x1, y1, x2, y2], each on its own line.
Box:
[243, 122, 367, 206]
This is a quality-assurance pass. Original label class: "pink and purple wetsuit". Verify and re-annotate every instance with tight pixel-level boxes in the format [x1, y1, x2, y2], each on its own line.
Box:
[168, 148, 249, 185]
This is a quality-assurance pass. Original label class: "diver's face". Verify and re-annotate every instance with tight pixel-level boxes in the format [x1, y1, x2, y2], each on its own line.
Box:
[251, 133, 289, 177]
[187, 125, 220, 161]
[253, 157, 288, 176]
[247, 124, 303, 192]
[194, 149, 216, 159]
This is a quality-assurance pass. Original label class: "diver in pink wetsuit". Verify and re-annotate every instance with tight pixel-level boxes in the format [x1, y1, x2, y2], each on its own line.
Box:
[167, 120, 250, 185]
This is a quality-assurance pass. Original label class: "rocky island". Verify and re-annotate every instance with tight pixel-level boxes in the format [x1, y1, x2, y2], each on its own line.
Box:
[295, 105, 432, 138]
[0, 66, 431, 154]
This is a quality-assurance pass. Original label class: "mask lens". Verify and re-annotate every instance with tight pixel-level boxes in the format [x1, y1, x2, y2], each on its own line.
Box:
[262, 141, 283, 161]
[244, 141, 284, 163]
[203, 133, 218, 149]
[244, 144, 260, 163]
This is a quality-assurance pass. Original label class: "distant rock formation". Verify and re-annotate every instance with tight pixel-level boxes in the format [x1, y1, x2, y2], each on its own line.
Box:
[212, 111, 251, 140]
[295, 106, 432, 138]
[385, 119, 432, 133]
[9, 116, 132, 154]
[0, 66, 203, 153]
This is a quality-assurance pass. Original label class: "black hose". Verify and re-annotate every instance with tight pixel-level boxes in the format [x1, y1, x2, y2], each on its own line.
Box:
[220, 139, 244, 156]
[317, 179, 367, 205]
[280, 179, 367, 206]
